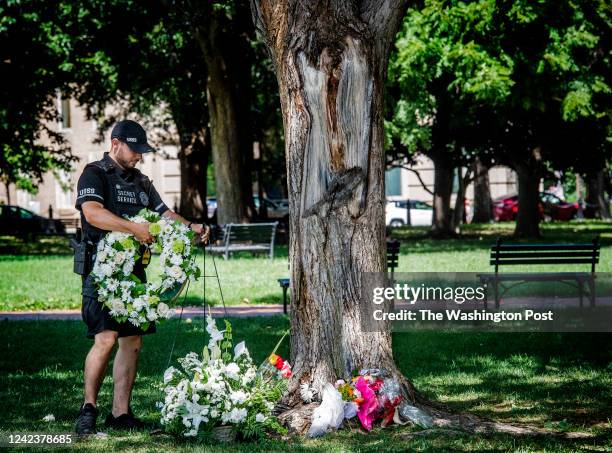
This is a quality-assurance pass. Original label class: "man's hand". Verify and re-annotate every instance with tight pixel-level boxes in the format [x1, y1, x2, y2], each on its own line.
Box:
[191, 223, 211, 244]
[131, 222, 154, 244]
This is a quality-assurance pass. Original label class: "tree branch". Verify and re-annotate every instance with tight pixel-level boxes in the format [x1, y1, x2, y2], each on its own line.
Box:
[388, 162, 434, 196]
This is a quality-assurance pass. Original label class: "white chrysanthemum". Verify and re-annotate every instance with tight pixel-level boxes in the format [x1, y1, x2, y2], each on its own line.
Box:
[146, 309, 158, 321]
[157, 302, 170, 317]
[255, 413, 267, 423]
[106, 279, 119, 292]
[122, 261, 134, 276]
[114, 251, 126, 265]
[111, 299, 124, 312]
[168, 265, 183, 279]
[100, 263, 113, 277]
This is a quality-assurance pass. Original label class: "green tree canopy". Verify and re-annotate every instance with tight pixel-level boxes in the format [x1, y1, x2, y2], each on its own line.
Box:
[0, 0, 78, 194]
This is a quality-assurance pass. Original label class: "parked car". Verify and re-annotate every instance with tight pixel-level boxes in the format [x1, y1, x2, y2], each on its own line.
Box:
[0, 205, 65, 236]
[206, 197, 217, 220]
[493, 193, 578, 221]
[540, 192, 579, 221]
[386, 200, 433, 227]
[492, 194, 520, 221]
[253, 196, 289, 222]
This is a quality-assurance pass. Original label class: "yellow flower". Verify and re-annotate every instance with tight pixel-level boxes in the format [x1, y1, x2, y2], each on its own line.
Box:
[268, 353, 280, 365]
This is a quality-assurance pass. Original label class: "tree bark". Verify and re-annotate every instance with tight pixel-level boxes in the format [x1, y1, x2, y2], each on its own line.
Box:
[451, 166, 472, 231]
[194, 5, 254, 224]
[587, 170, 611, 220]
[252, 0, 412, 404]
[472, 158, 493, 223]
[177, 128, 209, 221]
[429, 152, 455, 238]
[514, 157, 542, 238]
[4, 181, 10, 205]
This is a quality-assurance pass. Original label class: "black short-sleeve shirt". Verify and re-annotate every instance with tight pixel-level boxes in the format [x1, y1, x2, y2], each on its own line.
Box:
[76, 165, 107, 209]
[75, 153, 169, 248]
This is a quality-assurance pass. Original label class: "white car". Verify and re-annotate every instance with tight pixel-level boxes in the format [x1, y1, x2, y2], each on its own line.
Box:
[386, 200, 433, 227]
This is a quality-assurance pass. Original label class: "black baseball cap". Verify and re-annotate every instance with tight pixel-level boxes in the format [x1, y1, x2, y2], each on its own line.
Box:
[110, 120, 155, 153]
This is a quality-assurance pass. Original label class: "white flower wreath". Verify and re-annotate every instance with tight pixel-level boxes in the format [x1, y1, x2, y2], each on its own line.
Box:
[91, 208, 201, 328]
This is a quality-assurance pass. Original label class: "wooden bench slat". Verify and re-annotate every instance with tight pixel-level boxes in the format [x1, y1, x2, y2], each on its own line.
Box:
[490, 258, 598, 265]
[490, 251, 599, 259]
[493, 244, 599, 251]
[208, 222, 278, 260]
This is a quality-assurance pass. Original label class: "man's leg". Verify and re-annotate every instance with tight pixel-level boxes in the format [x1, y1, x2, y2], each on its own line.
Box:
[111, 335, 142, 417]
[84, 330, 118, 406]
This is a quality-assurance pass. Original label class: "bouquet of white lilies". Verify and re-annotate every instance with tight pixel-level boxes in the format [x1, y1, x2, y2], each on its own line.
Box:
[158, 317, 290, 440]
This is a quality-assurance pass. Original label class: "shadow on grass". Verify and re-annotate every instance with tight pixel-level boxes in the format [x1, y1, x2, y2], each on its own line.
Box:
[1, 318, 610, 450]
[389, 221, 612, 255]
[393, 331, 612, 429]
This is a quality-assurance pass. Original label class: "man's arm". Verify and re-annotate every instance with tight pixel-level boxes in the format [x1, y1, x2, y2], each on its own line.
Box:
[161, 210, 210, 243]
[82, 201, 153, 244]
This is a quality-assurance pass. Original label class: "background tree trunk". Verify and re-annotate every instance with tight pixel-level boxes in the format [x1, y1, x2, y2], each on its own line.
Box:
[429, 152, 455, 237]
[472, 157, 493, 223]
[177, 128, 209, 221]
[451, 166, 471, 231]
[587, 170, 611, 219]
[252, 0, 412, 406]
[514, 159, 541, 238]
[194, 4, 254, 224]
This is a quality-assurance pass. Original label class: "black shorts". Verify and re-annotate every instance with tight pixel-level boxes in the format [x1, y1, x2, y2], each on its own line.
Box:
[81, 295, 156, 340]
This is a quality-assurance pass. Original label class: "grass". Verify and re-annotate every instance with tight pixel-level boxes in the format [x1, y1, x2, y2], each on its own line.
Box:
[1, 220, 612, 311]
[0, 317, 611, 451]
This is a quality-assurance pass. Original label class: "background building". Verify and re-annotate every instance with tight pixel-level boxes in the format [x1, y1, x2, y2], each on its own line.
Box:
[0, 97, 181, 226]
[385, 154, 518, 205]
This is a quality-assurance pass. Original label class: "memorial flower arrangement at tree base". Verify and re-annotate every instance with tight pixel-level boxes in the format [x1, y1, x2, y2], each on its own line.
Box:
[158, 317, 291, 440]
[91, 208, 200, 328]
[306, 369, 433, 437]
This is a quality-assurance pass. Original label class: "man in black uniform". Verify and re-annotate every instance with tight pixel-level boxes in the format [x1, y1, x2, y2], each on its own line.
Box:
[74, 120, 209, 435]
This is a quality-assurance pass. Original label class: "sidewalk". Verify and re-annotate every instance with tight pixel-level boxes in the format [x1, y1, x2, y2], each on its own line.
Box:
[0, 305, 287, 321]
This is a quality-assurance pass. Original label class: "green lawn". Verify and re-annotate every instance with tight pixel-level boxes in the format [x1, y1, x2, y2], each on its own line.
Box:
[1, 221, 611, 311]
[1, 317, 610, 452]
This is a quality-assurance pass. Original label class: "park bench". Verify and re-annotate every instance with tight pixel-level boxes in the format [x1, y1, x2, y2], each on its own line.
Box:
[478, 237, 600, 308]
[278, 239, 401, 314]
[207, 222, 278, 260]
[59, 218, 81, 235]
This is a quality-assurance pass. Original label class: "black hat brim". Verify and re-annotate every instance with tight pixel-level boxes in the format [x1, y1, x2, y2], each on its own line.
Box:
[125, 141, 155, 153]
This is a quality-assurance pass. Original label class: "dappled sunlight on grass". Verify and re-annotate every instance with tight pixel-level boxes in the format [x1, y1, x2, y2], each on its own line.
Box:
[1, 319, 610, 451]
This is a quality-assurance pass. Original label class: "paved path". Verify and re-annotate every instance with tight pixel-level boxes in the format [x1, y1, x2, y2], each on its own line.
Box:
[0, 305, 287, 321]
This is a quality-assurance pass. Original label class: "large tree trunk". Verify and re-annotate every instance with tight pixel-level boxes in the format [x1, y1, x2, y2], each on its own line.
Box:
[472, 158, 493, 223]
[177, 128, 209, 221]
[194, 5, 254, 224]
[429, 152, 455, 238]
[587, 170, 611, 220]
[252, 0, 413, 406]
[514, 157, 542, 238]
[249, 0, 593, 439]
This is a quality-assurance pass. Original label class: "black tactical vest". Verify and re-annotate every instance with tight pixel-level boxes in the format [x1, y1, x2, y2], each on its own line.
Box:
[81, 154, 152, 295]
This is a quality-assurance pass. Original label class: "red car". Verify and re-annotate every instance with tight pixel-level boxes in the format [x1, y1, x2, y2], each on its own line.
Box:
[493, 193, 578, 221]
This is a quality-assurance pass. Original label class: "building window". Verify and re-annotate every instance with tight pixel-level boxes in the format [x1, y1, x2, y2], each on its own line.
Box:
[58, 95, 71, 130]
[385, 167, 402, 197]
